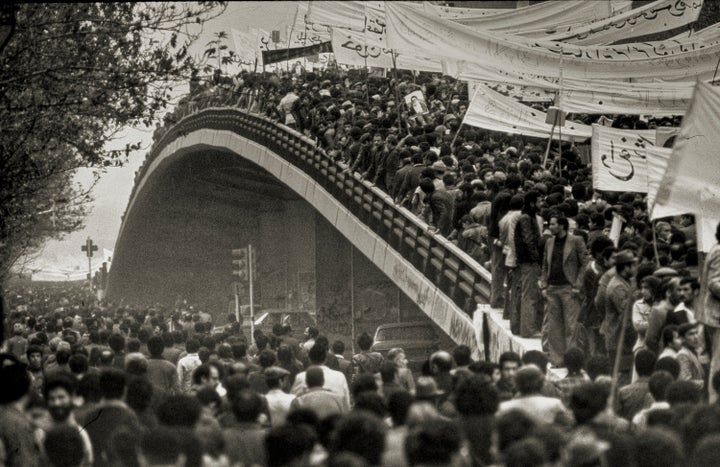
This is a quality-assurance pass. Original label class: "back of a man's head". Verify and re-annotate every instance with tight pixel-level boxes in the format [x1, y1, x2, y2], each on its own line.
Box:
[44, 424, 84, 467]
[514, 366, 545, 395]
[452, 345, 472, 367]
[648, 370, 674, 402]
[387, 390, 413, 427]
[140, 427, 182, 467]
[157, 395, 202, 427]
[265, 424, 316, 467]
[522, 350, 548, 374]
[635, 349, 657, 378]
[405, 419, 461, 466]
[308, 343, 327, 365]
[330, 411, 386, 466]
[454, 374, 499, 417]
[147, 336, 165, 358]
[666, 380, 701, 406]
[231, 389, 263, 423]
[99, 368, 126, 400]
[569, 382, 610, 424]
[306, 366, 325, 389]
[655, 356, 681, 380]
[563, 347, 585, 374]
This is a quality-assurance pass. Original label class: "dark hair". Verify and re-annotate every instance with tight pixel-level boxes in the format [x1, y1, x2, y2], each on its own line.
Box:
[495, 410, 536, 453]
[156, 395, 201, 427]
[387, 390, 413, 426]
[635, 349, 657, 377]
[452, 345, 472, 367]
[147, 336, 165, 357]
[68, 354, 88, 375]
[455, 374, 499, 416]
[308, 343, 328, 365]
[99, 368, 126, 400]
[43, 371, 78, 400]
[648, 370, 674, 401]
[44, 425, 85, 467]
[126, 376, 153, 412]
[666, 380, 701, 406]
[353, 392, 386, 418]
[265, 424, 316, 467]
[549, 212, 569, 231]
[186, 339, 200, 354]
[405, 420, 461, 466]
[330, 412, 386, 465]
[521, 350, 548, 373]
[331, 340, 345, 355]
[563, 347, 585, 374]
[140, 427, 182, 465]
[357, 332, 374, 351]
[569, 382, 610, 424]
[306, 366, 325, 388]
[231, 389, 263, 423]
[108, 333, 125, 353]
[258, 349, 277, 368]
[499, 351, 521, 369]
[655, 356, 681, 380]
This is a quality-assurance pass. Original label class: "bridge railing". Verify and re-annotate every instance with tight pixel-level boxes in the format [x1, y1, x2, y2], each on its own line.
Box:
[143, 107, 492, 316]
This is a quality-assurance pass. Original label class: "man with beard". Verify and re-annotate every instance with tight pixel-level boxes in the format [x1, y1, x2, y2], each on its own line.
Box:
[41, 372, 93, 466]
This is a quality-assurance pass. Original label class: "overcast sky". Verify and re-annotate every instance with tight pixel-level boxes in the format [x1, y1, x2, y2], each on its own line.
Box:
[24, 2, 298, 276]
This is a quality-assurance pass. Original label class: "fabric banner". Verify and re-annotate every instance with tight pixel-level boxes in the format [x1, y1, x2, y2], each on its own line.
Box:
[591, 125, 670, 193]
[544, 0, 704, 46]
[447, 1, 633, 37]
[651, 81, 720, 252]
[231, 28, 259, 66]
[306, 1, 380, 32]
[384, 2, 720, 81]
[645, 145, 674, 212]
[289, 2, 331, 48]
[261, 41, 332, 65]
[461, 61, 696, 115]
[330, 27, 442, 72]
[463, 84, 592, 140]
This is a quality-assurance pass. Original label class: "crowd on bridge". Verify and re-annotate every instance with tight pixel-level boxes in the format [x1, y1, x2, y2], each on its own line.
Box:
[5, 65, 720, 466]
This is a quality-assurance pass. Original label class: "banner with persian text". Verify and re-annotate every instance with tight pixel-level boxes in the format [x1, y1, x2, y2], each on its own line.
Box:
[651, 82, 720, 252]
[261, 41, 333, 65]
[544, 0, 704, 45]
[384, 2, 720, 81]
[463, 84, 592, 140]
[591, 125, 671, 193]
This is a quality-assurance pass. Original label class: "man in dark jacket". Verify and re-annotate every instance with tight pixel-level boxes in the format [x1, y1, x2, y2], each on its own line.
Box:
[513, 191, 544, 338]
[420, 178, 454, 237]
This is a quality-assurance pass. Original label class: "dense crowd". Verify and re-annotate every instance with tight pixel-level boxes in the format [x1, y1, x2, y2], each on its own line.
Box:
[4, 66, 720, 466]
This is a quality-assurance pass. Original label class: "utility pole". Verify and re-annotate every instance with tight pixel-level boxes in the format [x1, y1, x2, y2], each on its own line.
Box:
[80, 237, 97, 290]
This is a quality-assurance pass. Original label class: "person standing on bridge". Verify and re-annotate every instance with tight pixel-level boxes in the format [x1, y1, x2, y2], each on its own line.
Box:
[513, 191, 545, 338]
[540, 212, 588, 368]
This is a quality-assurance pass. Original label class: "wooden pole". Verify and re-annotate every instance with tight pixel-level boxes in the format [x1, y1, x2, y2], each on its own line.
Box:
[542, 119, 557, 168]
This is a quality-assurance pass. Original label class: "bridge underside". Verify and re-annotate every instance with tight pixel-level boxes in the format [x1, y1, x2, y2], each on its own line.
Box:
[108, 147, 449, 342]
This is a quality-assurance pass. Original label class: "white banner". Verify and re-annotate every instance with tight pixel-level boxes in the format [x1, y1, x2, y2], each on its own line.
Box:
[463, 84, 592, 140]
[289, 2, 331, 48]
[448, 0, 633, 37]
[384, 2, 720, 81]
[591, 125, 661, 193]
[231, 28, 259, 67]
[544, 0, 704, 45]
[645, 145, 674, 212]
[461, 61, 697, 115]
[652, 81, 720, 252]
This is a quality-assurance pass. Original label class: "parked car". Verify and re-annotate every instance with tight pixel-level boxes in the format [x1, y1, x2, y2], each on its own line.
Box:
[371, 321, 440, 372]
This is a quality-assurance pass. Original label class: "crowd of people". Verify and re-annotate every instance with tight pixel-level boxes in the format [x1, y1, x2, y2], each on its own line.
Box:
[4, 296, 720, 467]
[4, 65, 720, 466]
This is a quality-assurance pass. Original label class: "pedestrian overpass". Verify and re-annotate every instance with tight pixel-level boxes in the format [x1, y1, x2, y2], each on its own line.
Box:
[108, 107, 545, 361]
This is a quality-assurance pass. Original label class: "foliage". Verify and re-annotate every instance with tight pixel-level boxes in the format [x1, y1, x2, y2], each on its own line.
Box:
[0, 2, 226, 280]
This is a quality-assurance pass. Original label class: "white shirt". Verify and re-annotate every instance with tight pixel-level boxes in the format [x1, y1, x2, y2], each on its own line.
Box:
[265, 389, 296, 427]
[291, 365, 350, 412]
[498, 395, 569, 425]
[177, 353, 201, 394]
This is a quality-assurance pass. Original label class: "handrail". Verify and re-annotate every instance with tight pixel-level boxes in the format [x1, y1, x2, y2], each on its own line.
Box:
[132, 107, 493, 316]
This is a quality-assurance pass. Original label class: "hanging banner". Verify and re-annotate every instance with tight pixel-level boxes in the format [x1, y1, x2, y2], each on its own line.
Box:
[591, 125, 661, 193]
[645, 145, 674, 213]
[261, 41, 332, 65]
[463, 84, 592, 140]
[461, 62, 696, 115]
[384, 2, 720, 81]
[652, 82, 720, 252]
[231, 28, 259, 67]
[448, 0, 633, 37]
[289, 2, 331, 48]
[544, 0, 704, 45]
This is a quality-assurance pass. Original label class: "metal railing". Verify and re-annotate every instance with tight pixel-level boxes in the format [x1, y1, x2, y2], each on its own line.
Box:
[138, 107, 493, 317]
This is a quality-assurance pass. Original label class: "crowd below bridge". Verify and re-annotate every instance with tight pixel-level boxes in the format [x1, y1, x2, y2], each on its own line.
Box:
[4, 66, 720, 466]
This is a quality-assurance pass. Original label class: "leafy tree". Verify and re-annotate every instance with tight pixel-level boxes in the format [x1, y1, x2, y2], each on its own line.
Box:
[0, 2, 226, 282]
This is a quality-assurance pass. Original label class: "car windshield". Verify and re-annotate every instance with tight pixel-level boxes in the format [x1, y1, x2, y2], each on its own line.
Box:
[376, 326, 434, 341]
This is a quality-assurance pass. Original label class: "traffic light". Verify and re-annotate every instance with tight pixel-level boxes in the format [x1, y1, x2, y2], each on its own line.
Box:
[232, 248, 249, 281]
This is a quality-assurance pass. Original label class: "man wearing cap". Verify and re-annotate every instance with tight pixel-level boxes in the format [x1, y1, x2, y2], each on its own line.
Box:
[264, 366, 295, 427]
[540, 212, 588, 367]
[677, 322, 705, 389]
[601, 250, 638, 368]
